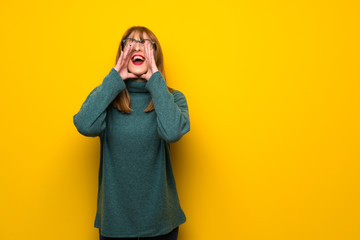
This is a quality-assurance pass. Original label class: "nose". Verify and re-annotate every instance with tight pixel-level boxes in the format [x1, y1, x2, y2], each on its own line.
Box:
[134, 41, 142, 51]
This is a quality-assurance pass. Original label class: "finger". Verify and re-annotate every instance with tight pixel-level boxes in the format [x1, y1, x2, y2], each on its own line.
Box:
[125, 45, 134, 61]
[148, 43, 152, 58]
[147, 42, 152, 56]
[125, 44, 131, 54]
[149, 42, 153, 53]
[119, 50, 124, 62]
[128, 73, 138, 78]
[145, 43, 151, 64]
[119, 49, 126, 65]
[149, 42, 154, 56]
[150, 44, 154, 56]
[139, 73, 147, 79]
[145, 42, 149, 55]
[122, 46, 132, 65]
[147, 42, 153, 59]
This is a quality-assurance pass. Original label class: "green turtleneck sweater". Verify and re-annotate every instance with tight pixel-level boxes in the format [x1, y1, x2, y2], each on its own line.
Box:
[73, 68, 190, 238]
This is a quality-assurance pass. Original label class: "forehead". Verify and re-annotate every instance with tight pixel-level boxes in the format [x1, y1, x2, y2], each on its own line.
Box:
[128, 31, 150, 39]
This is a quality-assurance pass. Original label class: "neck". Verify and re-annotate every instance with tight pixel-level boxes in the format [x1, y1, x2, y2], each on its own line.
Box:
[124, 79, 149, 93]
[133, 78, 147, 82]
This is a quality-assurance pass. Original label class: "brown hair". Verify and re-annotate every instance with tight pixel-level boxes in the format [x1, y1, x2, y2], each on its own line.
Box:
[112, 26, 174, 114]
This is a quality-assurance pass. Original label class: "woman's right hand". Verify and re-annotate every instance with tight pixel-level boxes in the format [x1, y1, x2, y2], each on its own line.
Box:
[114, 44, 138, 80]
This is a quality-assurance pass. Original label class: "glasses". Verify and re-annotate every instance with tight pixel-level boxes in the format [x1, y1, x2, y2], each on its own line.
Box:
[122, 38, 157, 51]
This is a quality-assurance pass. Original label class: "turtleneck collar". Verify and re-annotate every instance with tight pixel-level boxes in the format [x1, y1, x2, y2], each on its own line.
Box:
[124, 79, 149, 93]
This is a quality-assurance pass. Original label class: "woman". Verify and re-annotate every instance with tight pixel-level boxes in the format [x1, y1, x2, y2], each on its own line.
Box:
[73, 26, 190, 240]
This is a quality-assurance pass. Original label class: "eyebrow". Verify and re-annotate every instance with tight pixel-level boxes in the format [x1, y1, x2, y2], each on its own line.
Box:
[128, 37, 152, 41]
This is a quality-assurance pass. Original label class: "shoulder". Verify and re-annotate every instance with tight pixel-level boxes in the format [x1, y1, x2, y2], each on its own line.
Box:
[171, 89, 189, 107]
[90, 86, 99, 94]
[171, 89, 186, 99]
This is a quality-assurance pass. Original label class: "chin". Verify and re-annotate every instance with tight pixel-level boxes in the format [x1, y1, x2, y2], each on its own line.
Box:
[134, 70, 147, 76]
[128, 64, 147, 76]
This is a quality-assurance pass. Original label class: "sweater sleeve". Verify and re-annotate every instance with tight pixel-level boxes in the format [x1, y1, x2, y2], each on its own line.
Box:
[145, 71, 190, 143]
[73, 68, 126, 137]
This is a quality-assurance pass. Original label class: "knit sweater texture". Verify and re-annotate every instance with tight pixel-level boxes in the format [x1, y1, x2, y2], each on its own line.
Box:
[73, 68, 190, 237]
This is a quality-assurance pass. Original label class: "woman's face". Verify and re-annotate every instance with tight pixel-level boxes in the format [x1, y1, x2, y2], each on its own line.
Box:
[126, 31, 152, 77]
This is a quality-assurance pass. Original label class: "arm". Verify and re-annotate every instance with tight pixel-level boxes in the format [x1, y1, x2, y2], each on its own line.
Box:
[145, 71, 190, 143]
[73, 68, 126, 137]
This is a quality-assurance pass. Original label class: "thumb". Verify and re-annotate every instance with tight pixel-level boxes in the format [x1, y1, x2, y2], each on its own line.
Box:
[139, 73, 148, 80]
[127, 72, 139, 79]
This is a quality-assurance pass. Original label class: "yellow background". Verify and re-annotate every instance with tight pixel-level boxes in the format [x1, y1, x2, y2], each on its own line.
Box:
[0, 0, 359, 239]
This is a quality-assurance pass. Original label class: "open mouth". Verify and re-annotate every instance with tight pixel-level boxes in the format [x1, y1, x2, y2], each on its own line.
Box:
[131, 54, 145, 65]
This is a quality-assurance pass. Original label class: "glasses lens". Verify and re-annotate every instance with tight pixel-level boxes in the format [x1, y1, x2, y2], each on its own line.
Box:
[125, 39, 136, 48]
[142, 39, 155, 49]
[124, 39, 155, 50]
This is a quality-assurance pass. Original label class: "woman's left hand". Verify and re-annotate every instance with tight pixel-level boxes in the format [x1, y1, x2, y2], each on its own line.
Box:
[140, 41, 159, 81]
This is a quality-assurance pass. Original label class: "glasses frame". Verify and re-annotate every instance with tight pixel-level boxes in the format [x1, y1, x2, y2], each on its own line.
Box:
[121, 38, 157, 51]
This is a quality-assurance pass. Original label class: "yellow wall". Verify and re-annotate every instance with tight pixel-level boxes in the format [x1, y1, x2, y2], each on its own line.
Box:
[0, 0, 359, 239]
